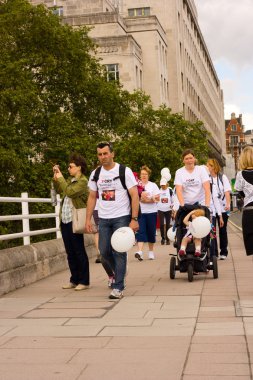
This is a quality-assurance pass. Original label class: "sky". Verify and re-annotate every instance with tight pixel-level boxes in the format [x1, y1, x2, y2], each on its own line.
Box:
[194, 0, 253, 131]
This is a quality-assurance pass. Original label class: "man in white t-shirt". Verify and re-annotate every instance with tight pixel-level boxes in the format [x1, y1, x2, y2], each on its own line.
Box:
[85, 142, 139, 299]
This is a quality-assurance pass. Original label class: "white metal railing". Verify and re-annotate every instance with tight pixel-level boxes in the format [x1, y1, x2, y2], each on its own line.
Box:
[0, 192, 61, 245]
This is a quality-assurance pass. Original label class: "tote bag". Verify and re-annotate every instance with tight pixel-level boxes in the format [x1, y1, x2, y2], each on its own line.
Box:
[71, 205, 97, 234]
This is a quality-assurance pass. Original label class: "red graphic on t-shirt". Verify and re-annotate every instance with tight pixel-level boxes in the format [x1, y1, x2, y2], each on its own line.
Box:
[102, 190, 115, 201]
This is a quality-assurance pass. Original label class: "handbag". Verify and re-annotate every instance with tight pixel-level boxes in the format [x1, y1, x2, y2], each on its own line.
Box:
[71, 203, 97, 234]
[72, 206, 87, 234]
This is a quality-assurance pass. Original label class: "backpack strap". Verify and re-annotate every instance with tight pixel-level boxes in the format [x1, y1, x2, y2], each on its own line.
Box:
[119, 164, 127, 189]
[92, 166, 102, 184]
[112, 164, 127, 189]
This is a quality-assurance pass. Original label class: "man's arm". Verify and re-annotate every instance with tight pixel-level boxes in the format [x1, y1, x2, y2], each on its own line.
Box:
[128, 186, 139, 232]
[85, 190, 97, 233]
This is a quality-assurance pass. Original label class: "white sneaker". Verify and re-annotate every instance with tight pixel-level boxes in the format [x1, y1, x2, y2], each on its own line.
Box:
[220, 255, 227, 260]
[148, 251, 155, 260]
[109, 289, 123, 299]
[135, 251, 143, 261]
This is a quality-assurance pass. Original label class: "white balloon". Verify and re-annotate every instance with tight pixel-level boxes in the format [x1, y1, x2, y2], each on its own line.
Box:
[161, 167, 170, 178]
[189, 216, 211, 239]
[162, 172, 171, 181]
[167, 227, 176, 241]
[111, 227, 135, 253]
[160, 168, 171, 181]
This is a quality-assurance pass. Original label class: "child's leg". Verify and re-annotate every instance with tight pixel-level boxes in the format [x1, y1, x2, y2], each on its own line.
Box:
[179, 237, 189, 256]
[194, 238, 201, 256]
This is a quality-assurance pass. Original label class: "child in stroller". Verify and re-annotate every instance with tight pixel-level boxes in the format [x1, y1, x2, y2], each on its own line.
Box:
[178, 208, 205, 258]
[169, 204, 218, 281]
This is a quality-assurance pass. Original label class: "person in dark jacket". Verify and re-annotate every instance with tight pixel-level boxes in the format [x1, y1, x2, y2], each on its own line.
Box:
[235, 146, 253, 256]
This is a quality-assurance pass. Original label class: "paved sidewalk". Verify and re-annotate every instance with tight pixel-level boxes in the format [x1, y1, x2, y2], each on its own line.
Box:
[0, 222, 253, 380]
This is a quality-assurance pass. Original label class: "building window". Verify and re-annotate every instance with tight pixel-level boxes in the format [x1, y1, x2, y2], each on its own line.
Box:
[128, 7, 150, 17]
[230, 135, 239, 146]
[140, 70, 143, 89]
[105, 64, 119, 82]
[231, 124, 237, 131]
[50, 6, 63, 16]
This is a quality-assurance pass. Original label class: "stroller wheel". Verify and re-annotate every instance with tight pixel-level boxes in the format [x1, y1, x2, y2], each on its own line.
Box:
[188, 263, 194, 282]
[212, 256, 218, 279]
[170, 256, 176, 279]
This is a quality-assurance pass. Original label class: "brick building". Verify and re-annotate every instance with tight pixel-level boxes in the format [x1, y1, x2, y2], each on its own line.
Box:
[225, 113, 245, 171]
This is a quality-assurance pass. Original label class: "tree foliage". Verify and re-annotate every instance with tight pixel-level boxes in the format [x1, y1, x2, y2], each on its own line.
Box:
[0, 0, 209, 247]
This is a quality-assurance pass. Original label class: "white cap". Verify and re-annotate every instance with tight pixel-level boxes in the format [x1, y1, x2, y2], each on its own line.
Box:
[160, 178, 167, 186]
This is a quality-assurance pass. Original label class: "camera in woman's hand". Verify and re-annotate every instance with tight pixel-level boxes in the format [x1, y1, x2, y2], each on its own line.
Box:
[53, 165, 60, 173]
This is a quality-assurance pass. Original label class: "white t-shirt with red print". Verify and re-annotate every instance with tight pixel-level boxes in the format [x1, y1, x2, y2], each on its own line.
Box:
[157, 188, 173, 212]
[88, 163, 137, 219]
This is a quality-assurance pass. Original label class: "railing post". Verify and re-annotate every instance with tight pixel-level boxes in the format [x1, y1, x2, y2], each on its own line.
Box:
[55, 194, 61, 238]
[21, 192, 30, 245]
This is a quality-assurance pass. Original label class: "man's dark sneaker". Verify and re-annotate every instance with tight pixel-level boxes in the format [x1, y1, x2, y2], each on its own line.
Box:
[161, 239, 165, 245]
[166, 239, 170, 245]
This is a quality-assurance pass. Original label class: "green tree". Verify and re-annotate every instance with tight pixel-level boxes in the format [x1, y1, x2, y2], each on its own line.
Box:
[0, 0, 209, 247]
[112, 91, 209, 181]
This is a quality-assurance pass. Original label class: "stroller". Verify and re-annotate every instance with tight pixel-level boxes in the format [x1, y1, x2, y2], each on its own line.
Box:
[169, 204, 218, 282]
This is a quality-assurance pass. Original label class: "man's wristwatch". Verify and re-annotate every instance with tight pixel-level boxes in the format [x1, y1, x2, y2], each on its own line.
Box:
[131, 217, 138, 221]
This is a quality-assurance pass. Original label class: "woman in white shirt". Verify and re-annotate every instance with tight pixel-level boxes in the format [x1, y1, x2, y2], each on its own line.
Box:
[135, 166, 160, 261]
[174, 149, 211, 209]
[207, 158, 231, 260]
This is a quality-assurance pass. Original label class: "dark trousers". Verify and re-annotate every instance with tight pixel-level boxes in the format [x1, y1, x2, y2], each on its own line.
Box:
[210, 212, 229, 258]
[61, 222, 90, 285]
[158, 210, 172, 240]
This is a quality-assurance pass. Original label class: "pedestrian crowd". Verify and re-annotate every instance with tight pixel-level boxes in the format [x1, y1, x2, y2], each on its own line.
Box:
[52, 143, 252, 300]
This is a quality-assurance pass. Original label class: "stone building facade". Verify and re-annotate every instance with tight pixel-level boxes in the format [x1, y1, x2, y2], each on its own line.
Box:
[30, 0, 226, 162]
[244, 130, 253, 145]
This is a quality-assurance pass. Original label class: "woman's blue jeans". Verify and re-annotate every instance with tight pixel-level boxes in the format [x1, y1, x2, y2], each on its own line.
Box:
[99, 215, 131, 291]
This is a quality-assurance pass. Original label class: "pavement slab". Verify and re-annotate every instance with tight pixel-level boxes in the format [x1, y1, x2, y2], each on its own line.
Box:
[1, 221, 253, 380]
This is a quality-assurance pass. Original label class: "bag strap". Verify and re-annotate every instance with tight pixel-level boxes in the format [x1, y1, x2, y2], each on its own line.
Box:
[92, 166, 102, 183]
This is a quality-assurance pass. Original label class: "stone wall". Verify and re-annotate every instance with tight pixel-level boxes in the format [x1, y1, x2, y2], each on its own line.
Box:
[0, 235, 96, 296]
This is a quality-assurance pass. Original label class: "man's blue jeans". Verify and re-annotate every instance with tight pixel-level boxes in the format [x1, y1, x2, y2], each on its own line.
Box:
[99, 215, 131, 291]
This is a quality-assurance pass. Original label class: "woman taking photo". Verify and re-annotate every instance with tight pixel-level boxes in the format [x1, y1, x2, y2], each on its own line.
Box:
[53, 153, 90, 291]
[135, 165, 160, 261]
[235, 146, 253, 256]
[174, 149, 211, 210]
[207, 158, 231, 260]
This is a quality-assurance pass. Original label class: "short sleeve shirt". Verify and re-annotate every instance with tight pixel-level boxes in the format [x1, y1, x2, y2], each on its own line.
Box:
[211, 174, 231, 212]
[140, 181, 160, 214]
[88, 163, 137, 218]
[235, 170, 253, 207]
[174, 165, 209, 205]
[157, 188, 172, 212]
